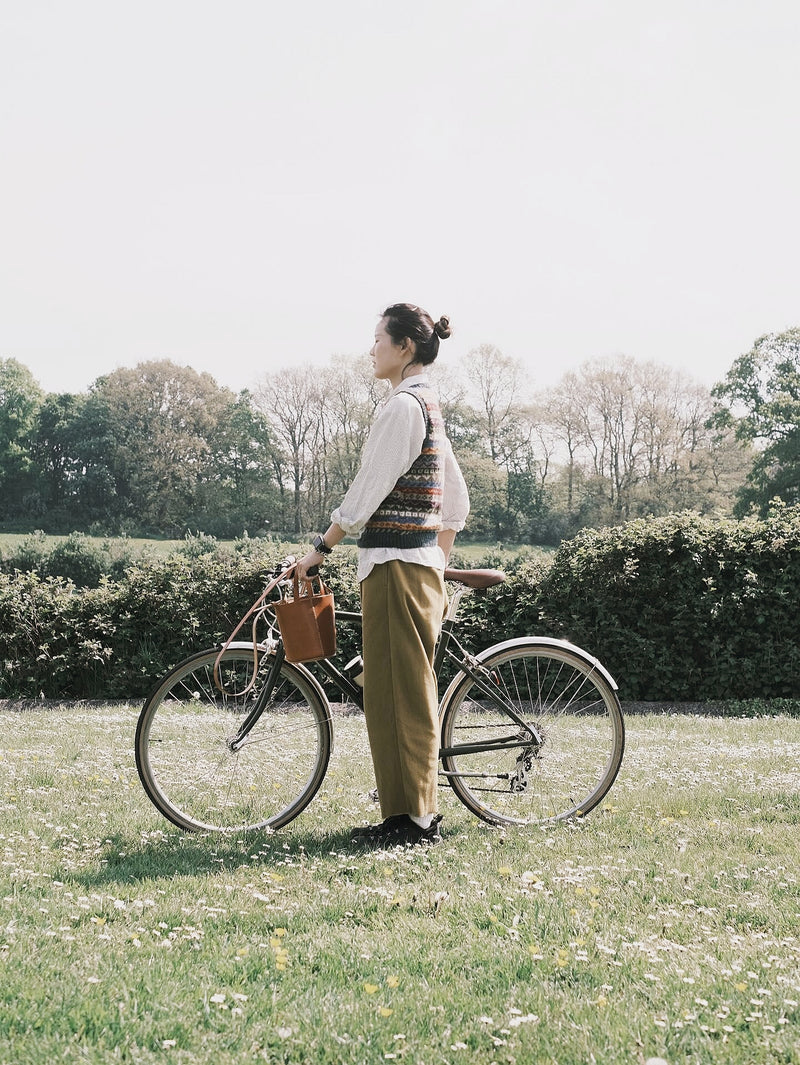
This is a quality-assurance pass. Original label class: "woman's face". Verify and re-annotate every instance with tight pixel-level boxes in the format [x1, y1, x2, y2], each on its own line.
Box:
[371, 318, 412, 385]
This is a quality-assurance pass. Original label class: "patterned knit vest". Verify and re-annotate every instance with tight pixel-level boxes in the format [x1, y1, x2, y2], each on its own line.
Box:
[358, 382, 445, 549]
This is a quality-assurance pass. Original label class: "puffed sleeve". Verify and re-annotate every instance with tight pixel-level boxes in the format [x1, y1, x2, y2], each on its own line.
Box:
[441, 438, 469, 530]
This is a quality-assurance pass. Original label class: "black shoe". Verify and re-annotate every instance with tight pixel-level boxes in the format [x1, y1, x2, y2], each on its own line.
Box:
[350, 814, 406, 841]
[353, 814, 443, 847]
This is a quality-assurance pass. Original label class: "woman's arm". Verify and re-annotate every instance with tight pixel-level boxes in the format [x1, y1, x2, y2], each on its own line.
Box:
[295, 523, 346, 579]
[437, 528, 457, 563]
[438, 440, 470, 564]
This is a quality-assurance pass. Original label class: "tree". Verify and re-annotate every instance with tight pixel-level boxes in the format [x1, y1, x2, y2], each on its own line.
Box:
[432, 363, 484, 455]
[453, 452, 509, 541]
[566, 355, 643, 519]
[710, 327, 800, 515]
[463, 344, 528, 465]
[29, 392, 92, 524]
[538, 373, 584, 514]
[0, 358, 43, 516]
[196, 390, 280, 537]
[320, 355, 382, 505]
[85, 360, 242, 534]
[536, 355, 747, 529]
[254, 366, 325, 535]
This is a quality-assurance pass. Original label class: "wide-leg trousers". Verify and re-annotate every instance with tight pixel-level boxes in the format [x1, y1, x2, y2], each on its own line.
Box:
[360, 560, 447, 819]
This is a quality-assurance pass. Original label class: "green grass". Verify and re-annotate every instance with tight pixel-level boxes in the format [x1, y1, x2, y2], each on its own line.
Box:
[0, 532, 546, 566]
[448, 541, 553, 564]
[0, 531, 184, 557]
[1, 707, 799, 1064]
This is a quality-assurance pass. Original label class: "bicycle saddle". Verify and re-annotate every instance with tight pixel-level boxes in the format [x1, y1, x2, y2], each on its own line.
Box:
[443, 568, 506, 589]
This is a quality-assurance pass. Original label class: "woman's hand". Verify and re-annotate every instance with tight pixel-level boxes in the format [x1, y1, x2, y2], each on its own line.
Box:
[295, 549, 324, 580]
[295, 524, 345, 579]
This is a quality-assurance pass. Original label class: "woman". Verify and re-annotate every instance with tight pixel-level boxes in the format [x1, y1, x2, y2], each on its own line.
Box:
[296, 303, 469, 846]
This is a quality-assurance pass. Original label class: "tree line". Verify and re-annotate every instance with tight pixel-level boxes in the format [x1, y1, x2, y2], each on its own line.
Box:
[0, 326, 797, 542]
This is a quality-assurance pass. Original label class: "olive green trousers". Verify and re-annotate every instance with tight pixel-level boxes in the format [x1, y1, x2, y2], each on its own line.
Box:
[360, 560, 447, 819]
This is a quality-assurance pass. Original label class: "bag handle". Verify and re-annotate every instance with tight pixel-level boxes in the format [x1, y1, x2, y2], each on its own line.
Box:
[290, 570, 329, 601]
[213, 563, 295, 695]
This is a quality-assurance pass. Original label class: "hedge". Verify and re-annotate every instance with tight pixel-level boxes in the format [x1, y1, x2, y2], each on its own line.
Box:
[1, 510, 798, 701]
[535, 507, 800, 700]
[0, 545, 360, 700]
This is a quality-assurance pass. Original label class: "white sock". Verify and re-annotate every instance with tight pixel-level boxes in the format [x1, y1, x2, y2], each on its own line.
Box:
[409, 813, 434, 829]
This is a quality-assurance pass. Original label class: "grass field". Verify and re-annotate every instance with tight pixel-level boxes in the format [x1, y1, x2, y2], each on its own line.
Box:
[0, 532, 191, 557]
[0, 531, 537, 564]
[1, 706, 799, 1065]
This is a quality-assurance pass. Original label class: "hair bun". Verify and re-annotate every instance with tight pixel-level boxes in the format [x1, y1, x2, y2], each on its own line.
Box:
[433, 315, 451, 340]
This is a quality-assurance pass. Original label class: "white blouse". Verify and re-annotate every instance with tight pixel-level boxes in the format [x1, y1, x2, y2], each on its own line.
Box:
[331, 374, 470, 582]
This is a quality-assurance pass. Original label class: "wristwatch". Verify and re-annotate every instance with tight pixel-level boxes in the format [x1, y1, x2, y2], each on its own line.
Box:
[312, 534, 332, 555]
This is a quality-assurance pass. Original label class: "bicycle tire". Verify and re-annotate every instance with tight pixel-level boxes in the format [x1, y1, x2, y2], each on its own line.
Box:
[135, 645, 333, 833]
[439, 638, 624, 826]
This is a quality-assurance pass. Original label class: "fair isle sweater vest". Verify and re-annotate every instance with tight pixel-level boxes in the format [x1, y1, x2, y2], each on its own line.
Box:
[358, 383, 445, 549]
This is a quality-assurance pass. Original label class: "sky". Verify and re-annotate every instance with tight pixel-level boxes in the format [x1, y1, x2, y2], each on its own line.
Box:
[1, 0, 799, 400]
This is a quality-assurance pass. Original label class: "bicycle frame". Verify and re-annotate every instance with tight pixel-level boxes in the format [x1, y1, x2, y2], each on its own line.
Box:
[227, 585, 542, 756]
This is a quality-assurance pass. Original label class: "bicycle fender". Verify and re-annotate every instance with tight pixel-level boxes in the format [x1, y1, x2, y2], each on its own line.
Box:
[479, 637, 618, 690]
[438, 636, 618, 717]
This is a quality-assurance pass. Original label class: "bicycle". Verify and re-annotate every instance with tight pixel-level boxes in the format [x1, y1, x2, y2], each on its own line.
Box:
[135, 563, 625, 835]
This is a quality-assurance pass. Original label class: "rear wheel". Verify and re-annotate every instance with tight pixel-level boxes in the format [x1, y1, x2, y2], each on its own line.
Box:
[135, 646, 332, 833]
[439, 640, 624, 826]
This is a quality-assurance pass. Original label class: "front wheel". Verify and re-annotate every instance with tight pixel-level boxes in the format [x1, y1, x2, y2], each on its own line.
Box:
[439, 639, 624, 826]
[135, 646, 332, 833]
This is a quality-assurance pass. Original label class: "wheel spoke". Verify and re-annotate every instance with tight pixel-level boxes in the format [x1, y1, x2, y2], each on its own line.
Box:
[440, 642, 624, 826]
[136, 649, 332, 833]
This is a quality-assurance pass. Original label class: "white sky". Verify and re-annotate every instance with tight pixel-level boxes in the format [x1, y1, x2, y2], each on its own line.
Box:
[1, 0, 799, 398]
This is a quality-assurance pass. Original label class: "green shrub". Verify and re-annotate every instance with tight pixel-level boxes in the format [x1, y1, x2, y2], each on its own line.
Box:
[44, 532, 106, 587]
[2, 529, 49, 574]
[175, 531, 222, 559]
[0, 545, 364, 700]
[535, 507, 800, 700]
[2, 512, 798, 702]
[0, 530, 138, 587]
[447, 548, 548, 655]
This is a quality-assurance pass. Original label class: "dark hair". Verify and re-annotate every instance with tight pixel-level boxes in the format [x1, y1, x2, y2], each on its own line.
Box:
[381, 303, 452, 367]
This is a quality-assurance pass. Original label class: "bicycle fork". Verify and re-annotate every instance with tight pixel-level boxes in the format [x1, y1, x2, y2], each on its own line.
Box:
[227, 646, 286, 752]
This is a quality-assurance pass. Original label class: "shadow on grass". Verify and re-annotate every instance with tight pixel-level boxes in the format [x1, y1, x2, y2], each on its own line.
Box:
[60, 826, 363, 887]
